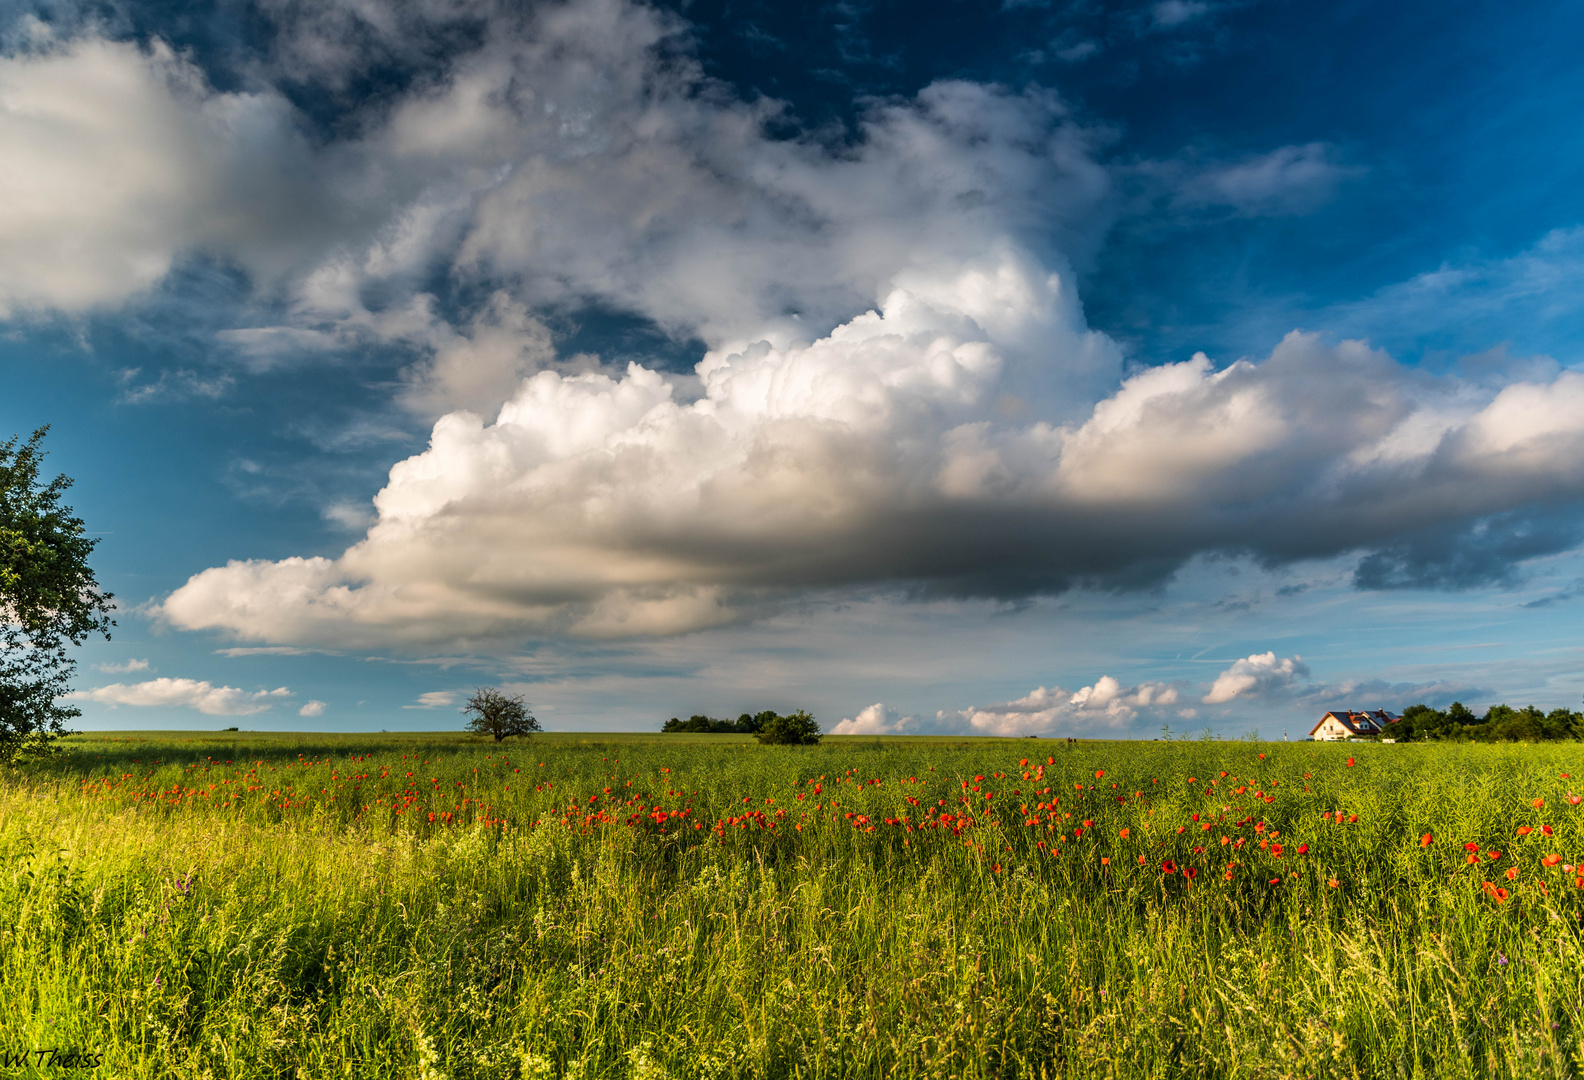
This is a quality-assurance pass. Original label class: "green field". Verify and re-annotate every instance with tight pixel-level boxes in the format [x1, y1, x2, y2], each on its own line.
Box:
[4, 731, 1583, 1079]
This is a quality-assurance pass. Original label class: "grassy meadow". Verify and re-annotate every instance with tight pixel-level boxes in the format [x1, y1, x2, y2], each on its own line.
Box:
[3, 730, 1584, 1079]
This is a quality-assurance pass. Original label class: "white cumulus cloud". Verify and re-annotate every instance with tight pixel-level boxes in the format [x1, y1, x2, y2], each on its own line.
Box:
[832, 703, 919, 735]
[1203, 652, 1310, 704]
[70, 678, 292, 715]
[938, 677, 1181, 736]
[0, 33, 320, 316]
[2, 4, 1115, 390]
[159, 323, 1584, 647]
[298, 700, 327, 717]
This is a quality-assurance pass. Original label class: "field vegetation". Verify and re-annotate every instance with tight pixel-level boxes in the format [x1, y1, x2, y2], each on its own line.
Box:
[4, 731, 1583, 1078]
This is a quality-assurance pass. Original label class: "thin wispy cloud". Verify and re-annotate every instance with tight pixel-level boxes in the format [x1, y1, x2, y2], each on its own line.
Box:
[404, 691, 458, 709]
[94, 658, 151, 674]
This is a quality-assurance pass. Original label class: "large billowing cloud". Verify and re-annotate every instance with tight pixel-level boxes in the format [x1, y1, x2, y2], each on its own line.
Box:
[210, 0, 1115, 404]
[1202, 652, 1309, 704]
[9, 1, 1584, 652]
[160, 321, 1584, 646]
[0, 29, 322, 316]
[288, 0, 1113, 354]
[2, 1, 1116, 410]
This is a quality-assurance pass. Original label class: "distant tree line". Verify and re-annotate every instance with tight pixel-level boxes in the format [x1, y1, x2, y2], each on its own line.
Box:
[1389, 702, 1584, 743]
[663, 710, 821, 744]
[664, 711, 779, 734]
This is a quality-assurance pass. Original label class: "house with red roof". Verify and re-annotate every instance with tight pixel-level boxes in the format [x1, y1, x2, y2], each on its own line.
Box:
[1309, 709, 1400, 741]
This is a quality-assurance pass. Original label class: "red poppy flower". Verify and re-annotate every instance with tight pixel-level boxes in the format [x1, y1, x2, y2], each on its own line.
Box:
[1161, 859, 1177, 874]
[1516, 826, 1532, 837]
[1421, 833, 1434, 847]
[1297, 843, 1309, 855]
[1184, 867, 1198, 880]
[1346, 758, 1355, 767]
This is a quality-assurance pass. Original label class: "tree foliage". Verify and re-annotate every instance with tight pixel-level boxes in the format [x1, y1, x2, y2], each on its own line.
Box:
[660, 710, 821, 742]
[461, 687, 541, 742]
[1389, 701, 1583, 742]
[0, 428, 114, 763]
[754, 710, 822, 745]
[662, 710, 779, 734]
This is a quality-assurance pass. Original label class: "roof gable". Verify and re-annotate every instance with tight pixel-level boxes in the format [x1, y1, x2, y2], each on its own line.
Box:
[1310, 708, 1398, 737]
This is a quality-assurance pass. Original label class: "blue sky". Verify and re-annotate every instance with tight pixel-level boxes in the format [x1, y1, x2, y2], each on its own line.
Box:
[3, 0, 1583, 736]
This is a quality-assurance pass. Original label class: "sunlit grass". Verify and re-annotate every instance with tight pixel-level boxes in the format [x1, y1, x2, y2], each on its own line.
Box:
[4, 732, 1583, 1078]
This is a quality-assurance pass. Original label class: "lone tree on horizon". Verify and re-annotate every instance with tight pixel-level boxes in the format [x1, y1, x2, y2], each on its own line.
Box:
[462, 687, 540, 742]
